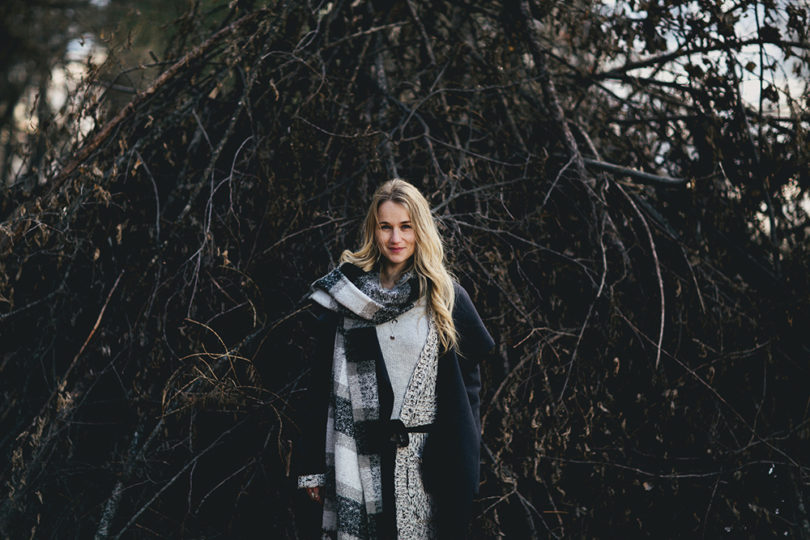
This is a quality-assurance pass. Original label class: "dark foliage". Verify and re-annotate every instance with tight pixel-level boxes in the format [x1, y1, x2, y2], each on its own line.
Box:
[1, 0, 809, 537]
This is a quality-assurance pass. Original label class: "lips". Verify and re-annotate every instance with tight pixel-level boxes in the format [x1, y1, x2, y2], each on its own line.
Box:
[389, 247, 404, 253]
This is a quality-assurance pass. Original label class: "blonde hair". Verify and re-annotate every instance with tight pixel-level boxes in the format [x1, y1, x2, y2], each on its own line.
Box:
[341, 179, 458, 351]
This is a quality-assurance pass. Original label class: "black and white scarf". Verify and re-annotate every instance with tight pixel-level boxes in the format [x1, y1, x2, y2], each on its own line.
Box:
[308, 263, 422, 539]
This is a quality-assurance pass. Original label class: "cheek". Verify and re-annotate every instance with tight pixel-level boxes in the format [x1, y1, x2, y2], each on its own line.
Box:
[377, 231, 394, 253]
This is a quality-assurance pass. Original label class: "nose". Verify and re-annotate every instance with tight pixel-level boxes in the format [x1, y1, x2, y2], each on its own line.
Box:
[390, 228, 400, 242]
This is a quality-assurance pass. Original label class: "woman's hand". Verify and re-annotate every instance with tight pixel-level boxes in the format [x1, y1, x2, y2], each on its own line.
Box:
[306, 486, 323, 504]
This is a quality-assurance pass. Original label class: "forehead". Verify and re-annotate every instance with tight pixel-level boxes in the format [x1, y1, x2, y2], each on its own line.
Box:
[376, 200, 411, 222]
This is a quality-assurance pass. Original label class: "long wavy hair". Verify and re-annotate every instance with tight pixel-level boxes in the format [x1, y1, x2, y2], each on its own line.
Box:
[341, 179, 458, 351]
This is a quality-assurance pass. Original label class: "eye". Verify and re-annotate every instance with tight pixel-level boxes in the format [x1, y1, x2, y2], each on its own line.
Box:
[401, 224, 412, 230]
[380, 224, 391, 230]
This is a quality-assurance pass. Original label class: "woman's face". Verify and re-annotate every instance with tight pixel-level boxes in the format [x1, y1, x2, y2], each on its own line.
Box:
[375, 200, 416, 271]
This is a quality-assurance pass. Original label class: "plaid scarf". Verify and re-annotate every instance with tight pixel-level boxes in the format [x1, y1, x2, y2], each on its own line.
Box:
[309, 263, 421, 539]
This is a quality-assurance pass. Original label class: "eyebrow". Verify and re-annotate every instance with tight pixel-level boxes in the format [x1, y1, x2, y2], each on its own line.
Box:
[379, 220, 412, 225]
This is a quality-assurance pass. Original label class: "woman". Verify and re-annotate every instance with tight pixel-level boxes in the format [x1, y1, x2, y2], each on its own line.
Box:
[296, 179, 494, 539]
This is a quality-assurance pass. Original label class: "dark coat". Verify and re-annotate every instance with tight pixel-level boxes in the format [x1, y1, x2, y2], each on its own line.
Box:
[297, 283, 494, 538]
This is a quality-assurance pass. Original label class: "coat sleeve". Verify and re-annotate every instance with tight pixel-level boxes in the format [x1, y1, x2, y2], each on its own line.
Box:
[425, 283, 495, 535]
[454, 283, 496, 357]
[294, 307, 337, 489]
[453, 283, 495, 436]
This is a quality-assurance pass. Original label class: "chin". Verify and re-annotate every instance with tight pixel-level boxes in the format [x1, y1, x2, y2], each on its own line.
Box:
[384, 253, 412, 266]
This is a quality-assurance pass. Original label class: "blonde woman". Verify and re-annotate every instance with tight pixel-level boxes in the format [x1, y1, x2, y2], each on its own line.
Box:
[297, 179, 494, 539]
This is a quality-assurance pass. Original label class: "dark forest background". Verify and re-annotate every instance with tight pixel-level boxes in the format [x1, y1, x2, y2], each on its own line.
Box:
[1, 0, 809, 537]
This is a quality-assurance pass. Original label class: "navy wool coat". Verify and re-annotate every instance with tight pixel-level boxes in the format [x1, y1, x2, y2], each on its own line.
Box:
[297, 283, 495, 538]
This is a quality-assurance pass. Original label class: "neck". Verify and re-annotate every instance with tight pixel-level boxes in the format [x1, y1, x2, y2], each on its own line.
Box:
[379, 262, 408, 289]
